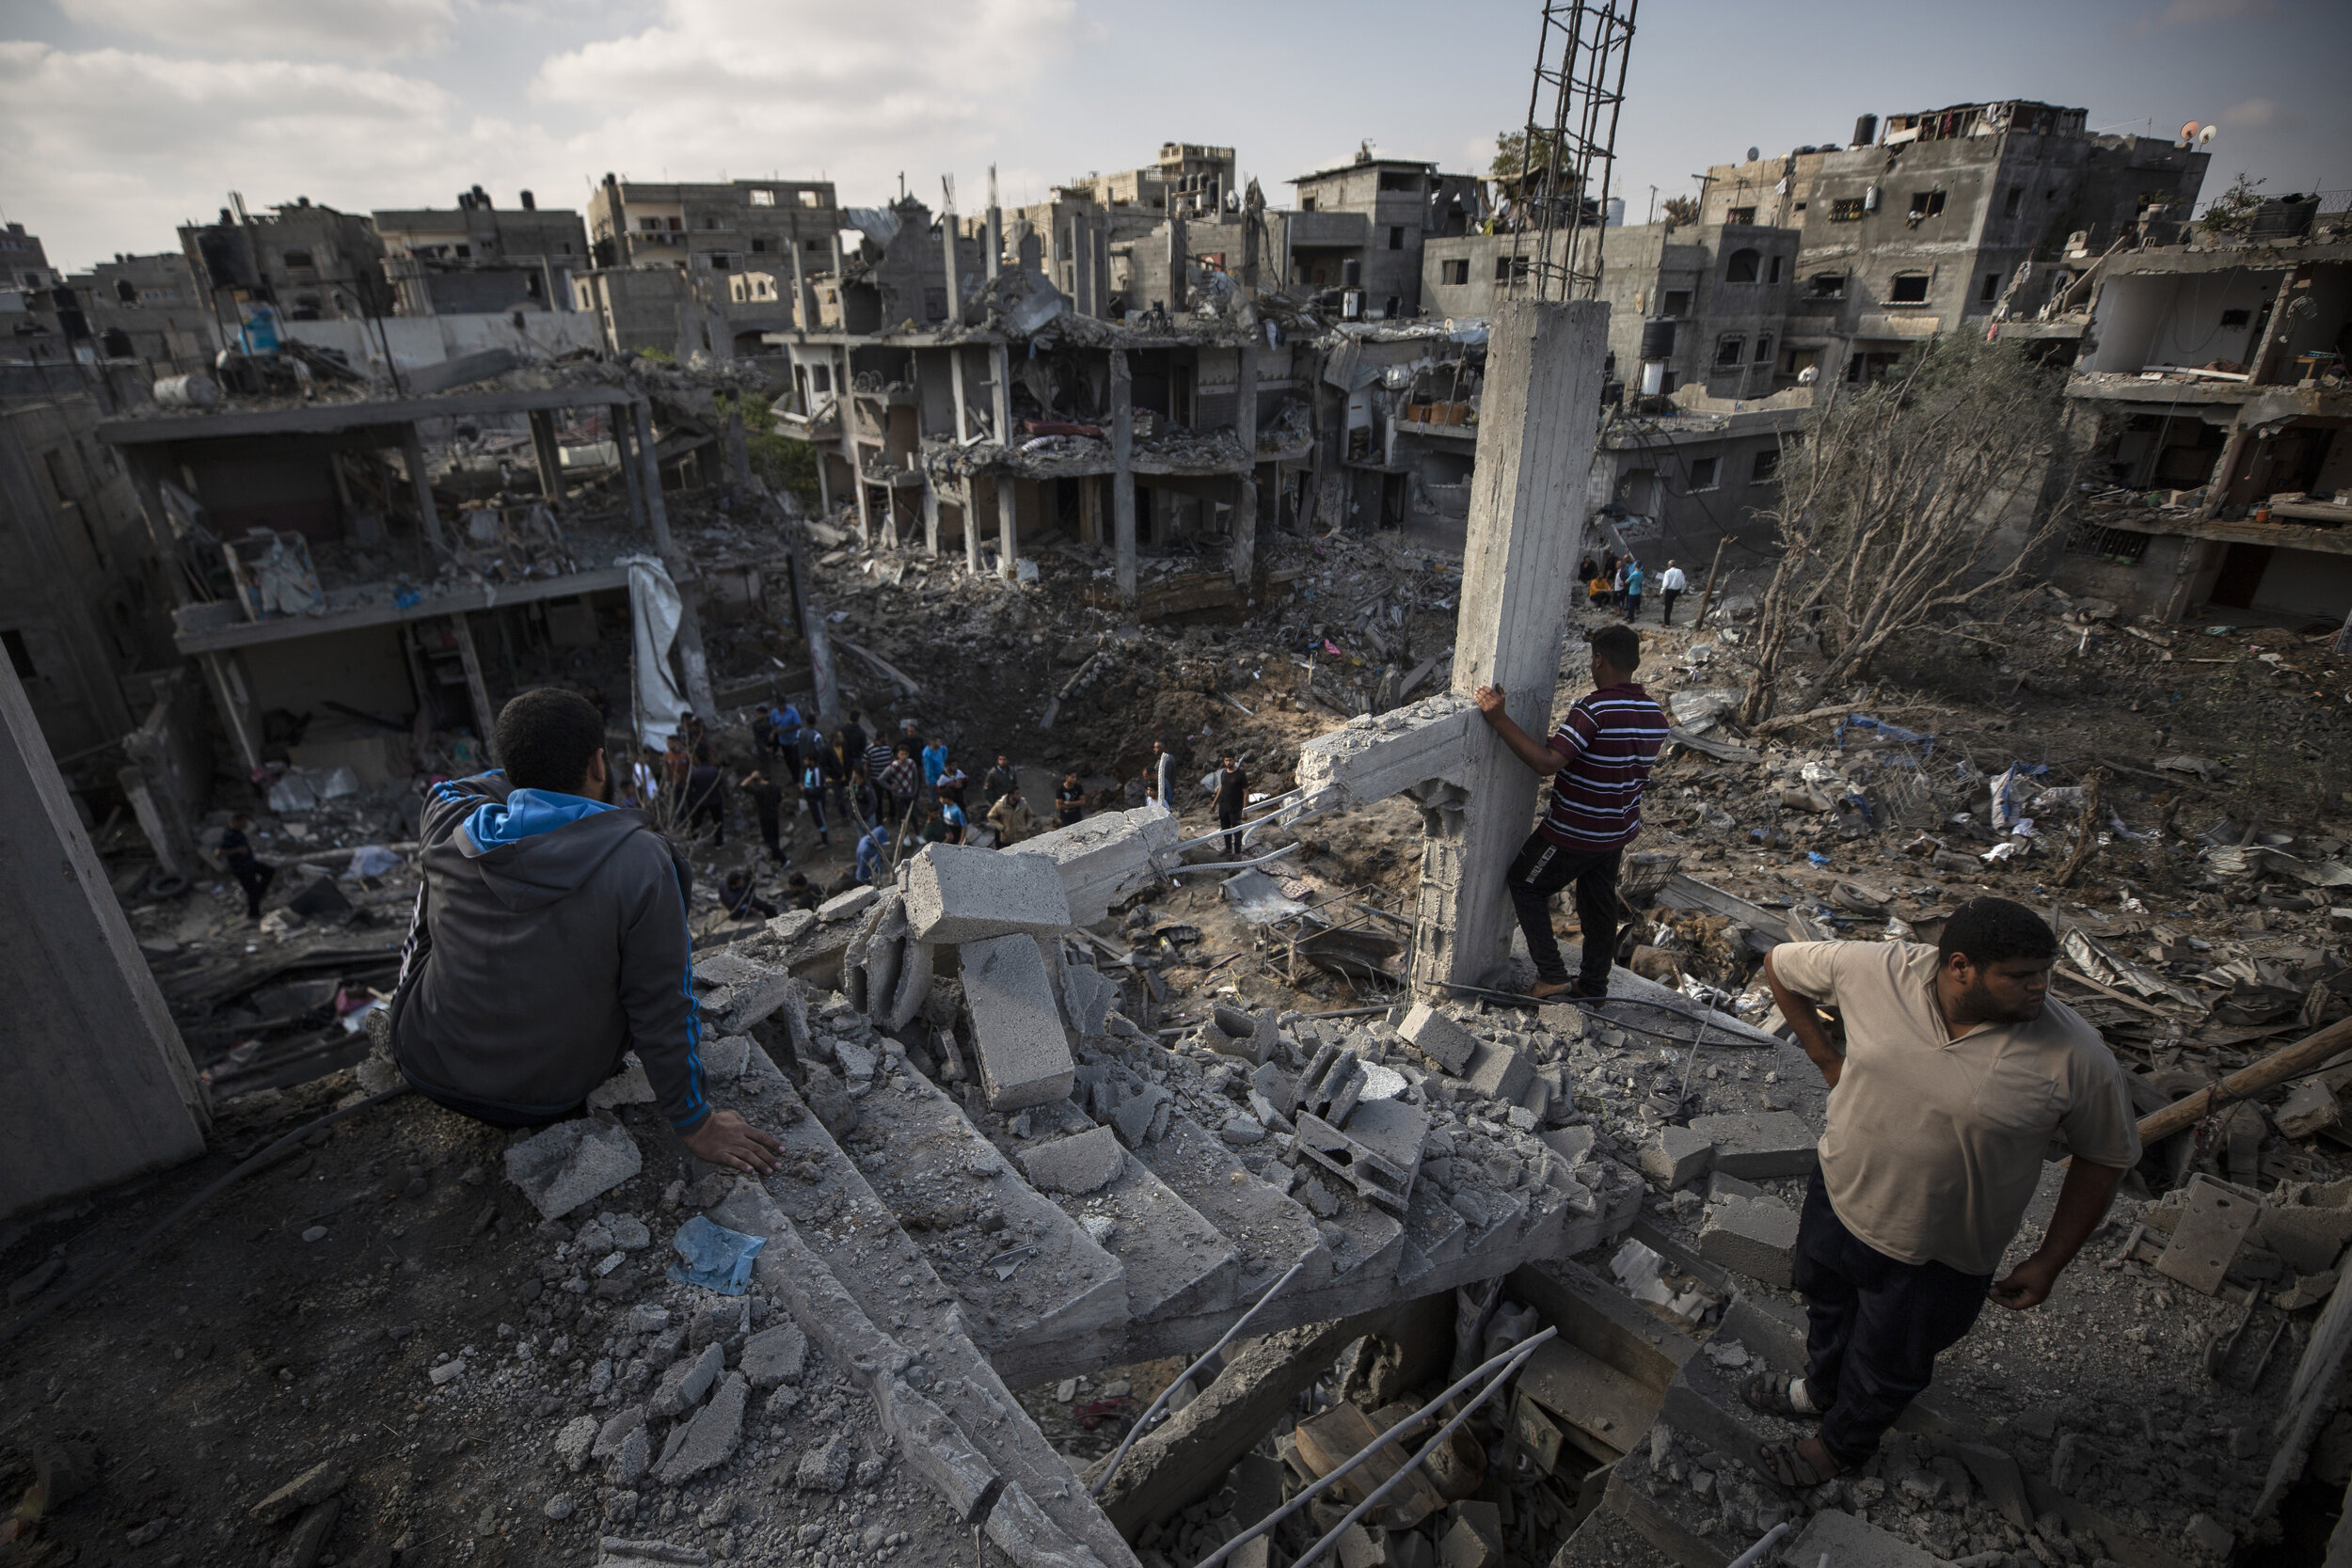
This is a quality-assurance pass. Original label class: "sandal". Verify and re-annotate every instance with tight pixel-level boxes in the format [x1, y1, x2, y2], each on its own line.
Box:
[1740, 1372, 1821, 1420]
[1755, 1437, 1851, 1489]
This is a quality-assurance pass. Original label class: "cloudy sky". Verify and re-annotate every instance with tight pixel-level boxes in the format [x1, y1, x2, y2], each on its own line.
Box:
[2, 0, 2344, 271]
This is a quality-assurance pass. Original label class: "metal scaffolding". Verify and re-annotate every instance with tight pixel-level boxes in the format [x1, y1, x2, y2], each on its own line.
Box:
[1505, 0, 1638, 302]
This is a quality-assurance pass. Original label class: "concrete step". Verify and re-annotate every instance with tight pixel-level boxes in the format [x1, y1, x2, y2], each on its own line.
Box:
[1041, 1138, 1244, 1327]
[1134, 1111, 1333, 1299]
[818, 1053, 1132, 1387]
[719, 1042, 1138, 1568]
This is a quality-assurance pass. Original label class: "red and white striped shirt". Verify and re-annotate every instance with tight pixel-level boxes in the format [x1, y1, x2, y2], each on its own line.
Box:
[1539, 683, 1668, 850]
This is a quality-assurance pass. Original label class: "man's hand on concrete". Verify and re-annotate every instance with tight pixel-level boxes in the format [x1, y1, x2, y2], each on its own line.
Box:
[1990, 1253, 2062, 1311]
[1472, 685, 1506, 721]
[682, 1110, 783, 1177]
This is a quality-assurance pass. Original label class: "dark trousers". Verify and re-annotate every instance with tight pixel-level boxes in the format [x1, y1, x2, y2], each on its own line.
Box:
[1218, 806, 1243, 857]
[803, 790, 829, 843]
[229, 859, 274, 918]
[689, 794, 724, 843]
[755, 805, 783, 860]
[1623, 593, 1642, 621]
[1795, 1172, 1992, 1465]
[1503, 832, 1620, 990]
[1660, 589, 1681, 626]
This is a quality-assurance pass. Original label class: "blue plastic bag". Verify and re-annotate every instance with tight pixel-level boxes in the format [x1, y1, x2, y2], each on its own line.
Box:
[665, 1214, 767, 1295]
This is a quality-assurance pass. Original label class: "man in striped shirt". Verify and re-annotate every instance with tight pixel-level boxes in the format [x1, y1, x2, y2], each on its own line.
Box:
[1472, 622, 1668, 1000]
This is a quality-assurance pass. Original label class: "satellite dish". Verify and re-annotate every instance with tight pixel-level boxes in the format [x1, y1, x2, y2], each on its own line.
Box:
[1746, 146, 1761, 164]
[2179, 120, 2201, 142]
[2197, 125, 2217, 146]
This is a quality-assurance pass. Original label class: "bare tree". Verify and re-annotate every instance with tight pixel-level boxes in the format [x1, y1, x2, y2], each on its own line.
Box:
[1739, 337, 2074, 725]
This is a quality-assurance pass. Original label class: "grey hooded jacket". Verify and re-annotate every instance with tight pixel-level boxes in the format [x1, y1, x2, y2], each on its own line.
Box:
[389, 771, 711, 1132]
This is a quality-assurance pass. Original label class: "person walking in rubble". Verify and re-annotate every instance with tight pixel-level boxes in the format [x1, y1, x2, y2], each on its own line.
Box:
[389, 688, 780, 1175]
[1055, 770, 1088, 828]
[1151, 738, 1177, 811]
[987, 785, 1041, 846]
[853, 822, 893, 884]
[881, 744, 921, 821]
[936, 758, 970, 811]
[1621, 559, 1645, 621]
[217, 814, 275, 920]
[939, 787, 968, 846]
[1742, 898, 2137, 1488]
[983, 754, 1018, 809]
[799, 754, 831, 850]
[1210, 752, 1249, 856]
[921, 735, 949, 792]
[684, 756, 726, 846]
[1471, 621, 1667, 1003]
[1658, 559, 1688, 626]
[739, 768, 787, 865]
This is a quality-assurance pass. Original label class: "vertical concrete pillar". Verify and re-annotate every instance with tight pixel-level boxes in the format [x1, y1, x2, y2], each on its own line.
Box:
[401, 423, 448, 554]
[723, 408, 751, 488]
[1168, 216, 1189, 312]
[962, 480, 983, 578]
[1411, 299, 1610, 993]
[200, 651, 262, 775]
[790, 226, 812, 332]
[1112, 350, 1136, 603]
[996, 474, 1019, 580]
[615, 409, 647, 532]
[941, 210, 963, 321]
[1230, 342, 1260, 587]
[806, 596, 841, 727]
[631, 396, 718, 721]
[450, 612, 497, 753]
[990, 342, 1012, 447]
[0, 661, 208, 1215]
[949, 344, 971, 444]
[986, 206, 1003, 282]
[528, 408, 565, 504]
[1080, 473, 1102, 546]
[1092, 215, 1110, 319]
[922, 482, 941, 557]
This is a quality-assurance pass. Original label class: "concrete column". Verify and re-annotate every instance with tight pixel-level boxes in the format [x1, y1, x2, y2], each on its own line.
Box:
[949, 344, 971, 444]
[961, 481, 983, 577]
[529, 409, 565, 503]
[200, 650, 262, 774]
[996, 473, 1019, 580]
[790, 228, 812, 332]
[1168, 216, 1188, 312]
[724, 408, 751, 488]
[615, 409, 647, 532]
[117, 762, 186, 879]
[451, 612, 497, 752]
[990, 342, 1012, 446]
[1112, 349, 1136, 603]
[1092, 214, 1110, 318]
[1412, 299, 1610, 993]
[401, 423, 449, 553]
[986, 206, 1003, 282]
[1230, 342, 1260, 587]
[922, 482, 941, 556]
[631, 396, 717, 720]
[1080, 473, 1102, 546]
[0, 659, 208, 1215]
[805, 594, 841, 727]
[941, 212, 963, 321]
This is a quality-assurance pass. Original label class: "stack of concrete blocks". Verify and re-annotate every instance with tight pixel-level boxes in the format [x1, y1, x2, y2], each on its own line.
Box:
[1009, 801, 1181, 926]
[900, 844, 1080, 1112]
[1292, 1041, 1428, 1216]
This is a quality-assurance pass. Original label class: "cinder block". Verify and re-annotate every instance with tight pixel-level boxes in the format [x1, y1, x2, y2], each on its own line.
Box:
[1699, 1195, 1800, 1287]
[503, 1118, 641, 1219]
[1398, 1003, 1477, 1076]
[1540, 1125, 1596, 1164]
[1639, 1126, 1715, 1191]
[1464, 1040, 1533, 1105]
[903, 843, 1073, 943]
[1019, 1126, 1124, 1196]
[960, 932, 1076, 1112]
[1686, 1110, 1818, 1179]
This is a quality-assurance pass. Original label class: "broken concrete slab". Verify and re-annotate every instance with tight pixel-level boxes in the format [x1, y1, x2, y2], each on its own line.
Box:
[1136, 1113, 1332, 1299]
[1683, 1111, 1816, 1180]
[818, 885, 878, 924]
[1639, 1127, 1714, 1191]
[504, 1118, 642, 1219]
[1463, 1038, 1534, 1104]
[2249, 1201, 2352, 1277]
[656, 1371, 745, 1485]
[250, 1461, 347, 1525]
[882, 936, 934, 1033]
[739, 1323, 807, 1389]
[1785, 1504, 1946, 1568]
[587, 1053, 657, 1110]
[1021, 1126, 1125, 1196]
[903, 842, 1073, 943]
[2157, 1177, 2259, 1295]
[648, 1341, 723, 1419]
[1048, 1148, 1239, 1324]
[961, 932, 1077, 1112]
[1698, 1195, 1800, 1287]
[1059, 963, 1120, 1037]
[1296, 1097, 1425, 1215]
[1397, 1003, 1477, 1076]
[1013, 802, 1180, 927]
[1295, 697, 1481, 807]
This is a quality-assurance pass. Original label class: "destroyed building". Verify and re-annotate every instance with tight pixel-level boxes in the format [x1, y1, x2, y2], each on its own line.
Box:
[180, 197, 391, 325]
[373, 188, 592, 320]
[581, 175, 843, 356]
[2045, 219, 2352, 624]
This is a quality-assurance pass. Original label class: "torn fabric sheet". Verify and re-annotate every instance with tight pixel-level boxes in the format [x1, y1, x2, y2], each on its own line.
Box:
[622, 555, 691, 752]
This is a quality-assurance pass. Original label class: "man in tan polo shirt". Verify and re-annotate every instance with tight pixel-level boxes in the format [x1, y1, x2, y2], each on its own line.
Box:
[1744, 896, 2139, 1486]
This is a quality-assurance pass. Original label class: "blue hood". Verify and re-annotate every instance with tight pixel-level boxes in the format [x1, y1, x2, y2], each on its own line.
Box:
[466, 788, 616, 847]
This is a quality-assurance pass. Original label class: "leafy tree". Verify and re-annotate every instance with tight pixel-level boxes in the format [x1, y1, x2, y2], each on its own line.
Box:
[1661, 196, 1700, 227]
[714, 391, 820, 509]
[1491, 128, 1565, 184]
[2196, 170, 2265, 235]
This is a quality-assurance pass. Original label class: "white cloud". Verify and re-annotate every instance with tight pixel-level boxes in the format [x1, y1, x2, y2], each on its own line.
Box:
[55, 0, 457, 56]
[2219, 96, 2301, 131]
[0, 43, 564, 266]
[532, 0, 1082, 196]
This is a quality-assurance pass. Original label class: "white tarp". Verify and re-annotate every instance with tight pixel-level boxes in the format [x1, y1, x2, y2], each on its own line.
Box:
[623, 556, 691, 752]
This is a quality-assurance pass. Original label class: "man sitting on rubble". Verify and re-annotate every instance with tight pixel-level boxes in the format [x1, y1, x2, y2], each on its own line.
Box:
[1743, 897, 2138, 1486]
[389, 688, 781, 1178]
[1472, 621, 1667, 1002]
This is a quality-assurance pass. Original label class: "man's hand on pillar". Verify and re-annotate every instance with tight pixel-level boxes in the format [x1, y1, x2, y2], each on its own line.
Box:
[1473, 686, 1565, 776]
[681, 1110, 784, 1176]
[1472, 684, 1507, 720]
